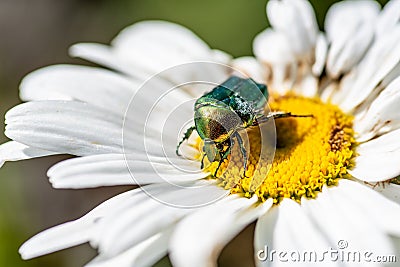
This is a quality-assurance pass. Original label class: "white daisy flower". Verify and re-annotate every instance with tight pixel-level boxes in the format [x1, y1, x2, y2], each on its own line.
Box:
[1, 0, 400, 267]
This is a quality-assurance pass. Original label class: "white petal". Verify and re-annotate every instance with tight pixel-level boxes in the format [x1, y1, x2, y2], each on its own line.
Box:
[114, 21, 209, 55]
[356, 128, 400, 155]
[319, 82, 338, 103]
[232, 57, 268, 83]
[85, 230, 170, 267]
[302, 180, 396, 258]
[71, 21, 230, 83]
[375, 0, 400, 36]
[20, 65, 138, 116]
[18, 64, 198, 144]
[170, 196, 272, 267]
[354, 77, 400, 141]
[5, 101, 123, 156]
[325, 0, 379, 78]
[292, 68, 318, 97]
[97, 203, 184, 258]
[254, 204, 279, 267]
[378, 57, 400, 91]
[253, 26, 318, 97]
[253, 29, 296, 94]
[312, 33, 328, 76]
[372, 182, 400, 205]
[332, 180, 400, 236]
[326, 1, 380, 41]
[95, 181, 227, 257]
[20, 220, 93, 260]
[349, 153, 400, 182]
[19, 189, 140, 259]
[332, 26, 400, 112]
[48, 154, 205, 189]
[391, 236, 400, 264]
[113, 21, 215, 69]
[255, 199, 334, 267]
[21, 183, 178, 259]
[267, 0, 318, 58]
[120, 73, 198, 149]
[69, 43, 146, 79]
[349, 129, 400, 182]
[211, 49, 232, 65]
[0, 141, 57, 166]
[254, 29, 295, 66]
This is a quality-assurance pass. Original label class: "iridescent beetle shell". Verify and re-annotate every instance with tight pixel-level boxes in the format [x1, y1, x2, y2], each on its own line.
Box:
[194, 76, 268, 143]
[176, 75, 311, 178]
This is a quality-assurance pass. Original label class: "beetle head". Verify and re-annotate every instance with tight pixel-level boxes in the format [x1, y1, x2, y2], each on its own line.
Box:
[202, 139, 220, 162]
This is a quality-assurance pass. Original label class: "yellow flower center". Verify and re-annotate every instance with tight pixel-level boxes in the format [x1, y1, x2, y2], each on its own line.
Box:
[202, 95, 356, 203]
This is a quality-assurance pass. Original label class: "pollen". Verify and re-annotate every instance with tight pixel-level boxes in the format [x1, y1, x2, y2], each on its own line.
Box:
[204, 95, 356, 203]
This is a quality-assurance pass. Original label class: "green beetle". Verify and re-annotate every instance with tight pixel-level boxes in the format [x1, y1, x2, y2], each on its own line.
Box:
[176, 76, 311, 178]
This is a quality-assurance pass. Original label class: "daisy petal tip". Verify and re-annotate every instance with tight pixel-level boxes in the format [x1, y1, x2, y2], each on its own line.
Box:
[68, 43, 111, 62]
[18, 248, 32, 261]
[48, 179, 86, 190]
[48, 178, 61, 189]
[312, 33, 328, 76]
[0, 141, 57, 165]
[68, 43, 89, 57]
[18, 238, 45, 260]
[232, 56, 267, 83]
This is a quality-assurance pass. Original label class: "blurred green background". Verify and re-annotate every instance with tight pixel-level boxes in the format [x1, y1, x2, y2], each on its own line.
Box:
[0, 0, 389, 266]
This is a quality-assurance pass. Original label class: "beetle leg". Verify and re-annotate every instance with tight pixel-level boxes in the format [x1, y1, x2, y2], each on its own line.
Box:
[176, 126, 196, 156]
[213, 153, 223, 177]
[253, 112, 313, 125]
[200, 153, 206, 169]
[214, 146, 231, 177]
[233, 132, 248, 178]
[253, 107, 265, 115]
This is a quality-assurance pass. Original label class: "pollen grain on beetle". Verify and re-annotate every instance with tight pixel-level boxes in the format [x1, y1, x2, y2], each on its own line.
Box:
[204, 95, 357, 204]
